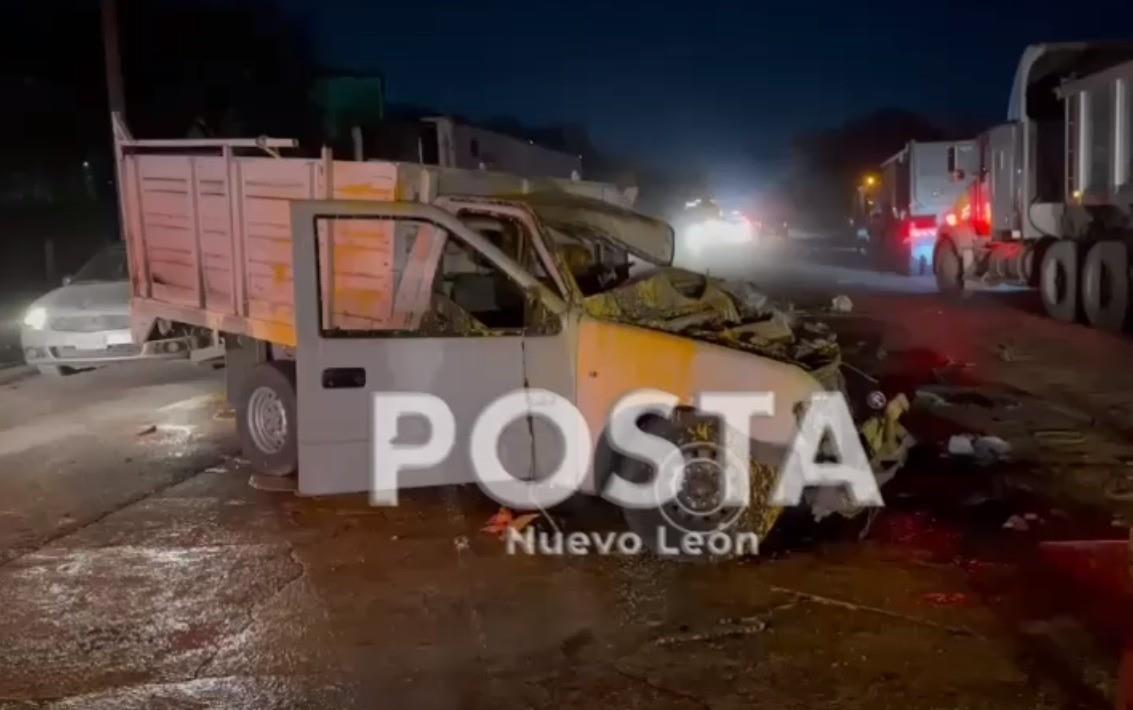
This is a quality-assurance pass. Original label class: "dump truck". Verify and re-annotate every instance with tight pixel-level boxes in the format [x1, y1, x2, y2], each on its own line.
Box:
[934, 43, 1133, 329]
[869, 140, 977, 275]
[112, 113, 906, 552]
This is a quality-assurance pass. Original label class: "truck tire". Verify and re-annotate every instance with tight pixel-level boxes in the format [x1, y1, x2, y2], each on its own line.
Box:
[934, 238, 963, 294]
[1082, 241, 1129, 331]
[1040, 240, 1081, 323]
[614, 412, 780, 559]
[237, 361, 297, 476]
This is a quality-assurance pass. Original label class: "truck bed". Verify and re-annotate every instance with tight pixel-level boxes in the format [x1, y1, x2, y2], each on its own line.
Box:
[118, 135, 627, 348]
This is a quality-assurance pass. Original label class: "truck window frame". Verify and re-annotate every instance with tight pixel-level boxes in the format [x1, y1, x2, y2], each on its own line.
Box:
[313, 214, 563, 340]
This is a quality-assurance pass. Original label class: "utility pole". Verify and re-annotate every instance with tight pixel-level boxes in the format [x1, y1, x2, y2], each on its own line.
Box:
[101, 0, 127, 242]
[101, 0, 125, 119]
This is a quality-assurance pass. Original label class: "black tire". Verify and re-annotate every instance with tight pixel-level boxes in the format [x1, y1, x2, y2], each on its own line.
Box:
[934, 238, 963, 294]
[614, 412, 780, 559]
[1081, 241, 1129, 331]
[1040, 240, 1081, 323]
[237, 360, 297, 476]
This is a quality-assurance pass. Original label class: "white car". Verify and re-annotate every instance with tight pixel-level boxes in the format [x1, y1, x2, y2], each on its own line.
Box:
[20, 244, 194, 376]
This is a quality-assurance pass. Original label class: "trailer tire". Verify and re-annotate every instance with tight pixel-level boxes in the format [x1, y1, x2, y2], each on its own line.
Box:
[614, 412, 780, 559]
[237, 361, 297, 477]
[1040, 240, 1081, 323]
[934, 238, 963, 294]
[1082, 241, 1129, 331]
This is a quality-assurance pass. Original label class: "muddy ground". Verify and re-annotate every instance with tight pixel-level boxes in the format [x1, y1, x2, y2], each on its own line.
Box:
[3, 246, 1133, 708]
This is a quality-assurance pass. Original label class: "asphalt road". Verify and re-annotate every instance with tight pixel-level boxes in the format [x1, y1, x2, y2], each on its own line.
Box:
[0, 361, 233, 564]
[3, 251, 1133, 707]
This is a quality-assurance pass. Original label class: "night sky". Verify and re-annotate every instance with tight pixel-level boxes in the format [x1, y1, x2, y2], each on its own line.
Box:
[290, 0, 1133, 196]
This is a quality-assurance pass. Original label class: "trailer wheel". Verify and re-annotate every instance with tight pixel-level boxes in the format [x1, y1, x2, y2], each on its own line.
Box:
[934, 238, 963, 294]
[1040, 240, 1081, 323]
[614, 412, 780, 559]
[1082, 241, 1129, 331]
[237, 361, 297, 476]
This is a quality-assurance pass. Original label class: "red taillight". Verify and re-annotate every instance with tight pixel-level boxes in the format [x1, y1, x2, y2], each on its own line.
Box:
[901, 215, 937, 243]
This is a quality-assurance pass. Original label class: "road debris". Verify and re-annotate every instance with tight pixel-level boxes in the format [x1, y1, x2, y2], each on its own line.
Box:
[946, 434, 1012, 464]
[136, 424, 157, 436]
[481, 507, 540, 539]
[653, 619, 768, 646]
[831, 294, 854, 313]
[920, 592, 972, 607]
[1002, 515, 1030, 532]
[769, 585, 980, 637]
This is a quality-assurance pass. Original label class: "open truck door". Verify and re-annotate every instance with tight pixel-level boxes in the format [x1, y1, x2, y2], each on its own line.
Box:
[288, 199, 574, 497]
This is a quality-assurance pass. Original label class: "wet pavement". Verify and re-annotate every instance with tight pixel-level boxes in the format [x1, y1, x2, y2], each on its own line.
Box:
[4, 253, 1133, 707]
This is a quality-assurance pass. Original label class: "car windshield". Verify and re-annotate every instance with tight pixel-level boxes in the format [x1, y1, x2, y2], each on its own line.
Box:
[71, 245, 127, 283]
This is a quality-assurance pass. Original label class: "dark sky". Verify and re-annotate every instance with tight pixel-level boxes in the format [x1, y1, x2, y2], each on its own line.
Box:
[253, 2, 1133, 195]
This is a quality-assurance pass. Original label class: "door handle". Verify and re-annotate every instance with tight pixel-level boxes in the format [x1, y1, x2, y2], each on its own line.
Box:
[322, 367, 366, 389]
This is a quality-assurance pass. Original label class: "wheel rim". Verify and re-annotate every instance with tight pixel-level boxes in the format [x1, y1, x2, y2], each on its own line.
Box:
[248, 386, 288, 454]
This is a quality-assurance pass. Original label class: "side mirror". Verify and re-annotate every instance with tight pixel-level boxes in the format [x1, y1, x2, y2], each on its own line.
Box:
[61, 275, 72, 286]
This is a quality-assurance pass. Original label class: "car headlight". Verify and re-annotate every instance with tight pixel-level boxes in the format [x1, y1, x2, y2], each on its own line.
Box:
[23, 307, 47, 330]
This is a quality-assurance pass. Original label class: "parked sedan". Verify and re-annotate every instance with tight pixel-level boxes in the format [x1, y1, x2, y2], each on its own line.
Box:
[20, 244, 194, 376]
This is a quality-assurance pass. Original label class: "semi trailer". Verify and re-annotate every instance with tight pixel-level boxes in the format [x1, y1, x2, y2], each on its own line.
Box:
[933, 42, 1133, 329]
[870, 139, 977, 275]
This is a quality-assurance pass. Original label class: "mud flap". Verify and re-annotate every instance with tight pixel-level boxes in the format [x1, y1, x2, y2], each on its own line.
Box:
[1041, 240, 1080, 323]
[1081, 241, 1129, 331]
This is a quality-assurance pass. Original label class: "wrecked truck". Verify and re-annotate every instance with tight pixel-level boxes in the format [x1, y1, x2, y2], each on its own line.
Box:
[114, 115, 907, 550]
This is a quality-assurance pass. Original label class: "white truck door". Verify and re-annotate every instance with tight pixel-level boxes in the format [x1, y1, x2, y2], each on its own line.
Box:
[289, 200, 556, 497]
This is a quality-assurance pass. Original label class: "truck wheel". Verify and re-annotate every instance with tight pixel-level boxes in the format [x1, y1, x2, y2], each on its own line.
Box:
[1040, 240, 1081, 323]
[237, 361, 297, 476]
[1082, 241, 1129, 331]
[934, 239, 963, 294]
[614, 412, 780, 559]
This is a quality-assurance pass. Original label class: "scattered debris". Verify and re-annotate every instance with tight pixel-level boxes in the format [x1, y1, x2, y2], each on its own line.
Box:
[948, 435, 976, 457]
[136, 424, 157, 436]
[769, 585, 980, 637]
[653, 616, 769, 647]
[1002, 515, 1030, 532]
[946, 434, 1011, 464]
[921, 592, 972, 607]
[248, 473, 297, 492]
[481, 507, 540, 539]
[974, 435, 1012, 461]
[831, 294, 854, 313]
[453, 535, 470, 552]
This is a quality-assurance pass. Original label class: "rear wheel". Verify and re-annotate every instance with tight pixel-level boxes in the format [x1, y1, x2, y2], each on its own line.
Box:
[237, 361, 297, 476]
[934, 238, 963, 294]
[1040, 240, 1081, 323]
[1081, 241, 1129, 331]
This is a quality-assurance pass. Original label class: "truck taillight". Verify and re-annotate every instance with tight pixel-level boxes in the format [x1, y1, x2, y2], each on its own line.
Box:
[901, 215, 938, 243]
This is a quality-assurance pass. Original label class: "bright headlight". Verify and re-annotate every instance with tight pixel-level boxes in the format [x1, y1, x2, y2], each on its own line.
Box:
[23, 307, 47, 330]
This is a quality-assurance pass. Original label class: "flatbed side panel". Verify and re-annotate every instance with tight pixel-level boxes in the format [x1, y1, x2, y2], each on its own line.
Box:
[133, 155, 199, 307]
[193, 157, 235, 313]
[237, 157, 320, 332]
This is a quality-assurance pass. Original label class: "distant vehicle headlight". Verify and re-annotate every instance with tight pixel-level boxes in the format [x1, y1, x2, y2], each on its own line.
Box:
[23, 307, 47, 330]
